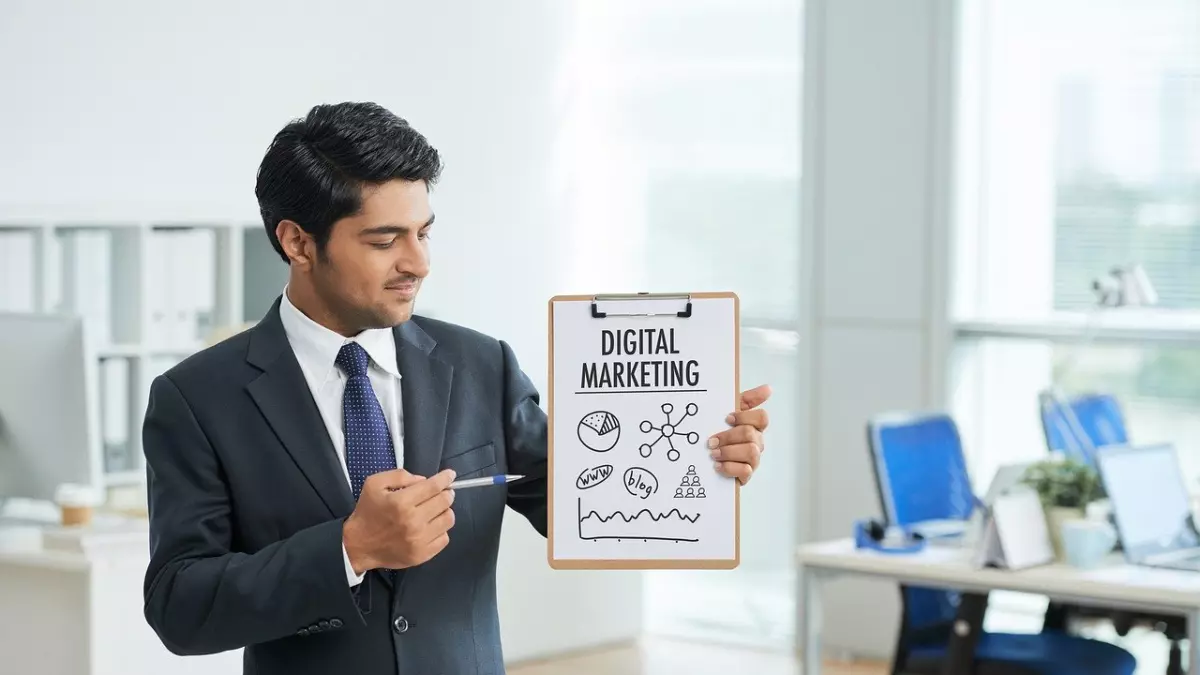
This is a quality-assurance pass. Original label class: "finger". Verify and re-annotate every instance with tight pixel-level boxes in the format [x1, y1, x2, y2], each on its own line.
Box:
[414, 487, 456, 522]
[370, 468, 423, 492]
[426, 533, 450, 557]
[739, 384, 772, 411]
[426, 507, 456, 539]
[416, 533, 451, 565]
[707, 425, 760, 449]
[397, 468, 457, 505]
[711, 442, 761, 469]
[726, 408, 768, 433]
[714, 460, 753, 485]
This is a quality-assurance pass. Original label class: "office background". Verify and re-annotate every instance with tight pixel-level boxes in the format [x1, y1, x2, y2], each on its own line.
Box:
[0, 0, 1197, 672]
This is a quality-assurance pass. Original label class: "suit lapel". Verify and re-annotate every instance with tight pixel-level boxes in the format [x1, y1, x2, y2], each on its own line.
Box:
[245, 298, 355, 520]
[395, 320, 453, 478]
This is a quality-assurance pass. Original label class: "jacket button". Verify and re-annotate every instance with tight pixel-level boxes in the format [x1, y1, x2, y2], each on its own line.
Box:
[297, 628, 310, 637]
[318, 620, 330, 631]
[330, 618, 343, 629]
[393, 616, 409, 634]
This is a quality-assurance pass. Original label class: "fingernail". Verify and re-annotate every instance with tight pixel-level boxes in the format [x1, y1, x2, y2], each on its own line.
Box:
[713, 462, 723, 473]
[448, 470, 457, 480]
[707, 437, 719, 449]
[709, 448, 720, 459]
[726, 414, 734, 424]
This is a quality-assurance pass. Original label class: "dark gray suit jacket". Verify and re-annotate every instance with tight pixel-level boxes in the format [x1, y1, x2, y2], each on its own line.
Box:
[141, 297, 548, 674]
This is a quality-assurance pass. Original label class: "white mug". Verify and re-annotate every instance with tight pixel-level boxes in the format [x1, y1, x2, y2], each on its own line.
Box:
[1060, 518, 1117, 569]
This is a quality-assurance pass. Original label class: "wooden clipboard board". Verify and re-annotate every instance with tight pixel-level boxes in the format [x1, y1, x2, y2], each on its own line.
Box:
[546, 292, 740, 570]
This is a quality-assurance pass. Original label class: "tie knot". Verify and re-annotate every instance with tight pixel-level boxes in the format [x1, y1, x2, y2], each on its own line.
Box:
[335, 342, 370, 377]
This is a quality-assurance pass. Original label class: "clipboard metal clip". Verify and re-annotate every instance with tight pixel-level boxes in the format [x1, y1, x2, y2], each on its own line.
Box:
[590, 292, 693, 319]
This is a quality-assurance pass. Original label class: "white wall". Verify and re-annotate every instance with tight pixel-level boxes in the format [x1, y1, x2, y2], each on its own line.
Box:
[0, 0, 639, 663]
[797, 0, 957, 659]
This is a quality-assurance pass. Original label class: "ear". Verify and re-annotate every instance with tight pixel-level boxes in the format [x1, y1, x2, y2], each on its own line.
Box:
[276, 220, 314, 268]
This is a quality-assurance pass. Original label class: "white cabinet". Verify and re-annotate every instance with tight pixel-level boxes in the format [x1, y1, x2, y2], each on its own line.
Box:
[0, 521, 243, 675]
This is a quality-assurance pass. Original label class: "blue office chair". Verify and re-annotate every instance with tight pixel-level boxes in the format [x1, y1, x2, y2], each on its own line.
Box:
[1038, 391, 1128, 468]
[866, 411, 1137, 675]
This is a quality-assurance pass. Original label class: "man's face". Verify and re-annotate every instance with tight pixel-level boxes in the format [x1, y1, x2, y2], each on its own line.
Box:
[308, 179, 433, 331]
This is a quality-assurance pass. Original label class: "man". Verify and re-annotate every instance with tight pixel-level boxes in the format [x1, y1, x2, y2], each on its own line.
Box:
[141, 101, 771, 675]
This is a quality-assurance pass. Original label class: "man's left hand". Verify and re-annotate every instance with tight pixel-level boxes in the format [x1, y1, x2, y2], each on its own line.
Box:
[708, 384, 771, 485]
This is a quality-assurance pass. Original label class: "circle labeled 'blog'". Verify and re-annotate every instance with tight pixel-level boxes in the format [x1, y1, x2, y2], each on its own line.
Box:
[578, 411, 621, 452]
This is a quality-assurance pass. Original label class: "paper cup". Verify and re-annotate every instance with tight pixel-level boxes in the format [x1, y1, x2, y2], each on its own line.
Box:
[54, 484, 101, 527]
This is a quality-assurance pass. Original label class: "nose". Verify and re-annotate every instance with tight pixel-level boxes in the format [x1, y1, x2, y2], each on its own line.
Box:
[397, 234, 430, 279]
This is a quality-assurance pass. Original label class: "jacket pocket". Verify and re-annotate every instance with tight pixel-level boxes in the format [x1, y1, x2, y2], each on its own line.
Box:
[441, 441, 497, 478]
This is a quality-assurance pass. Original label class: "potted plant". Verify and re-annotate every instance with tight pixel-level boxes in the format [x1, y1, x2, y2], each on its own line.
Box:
[1019, 457, 1105, 559]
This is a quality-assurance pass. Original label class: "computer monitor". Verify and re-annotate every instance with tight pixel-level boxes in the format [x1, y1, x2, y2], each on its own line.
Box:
[0, 312, 103, 503]
[1095, 443, 1199, 562]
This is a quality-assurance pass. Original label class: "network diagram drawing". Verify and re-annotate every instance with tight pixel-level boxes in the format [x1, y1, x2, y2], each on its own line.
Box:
[639, 402, 699, 462]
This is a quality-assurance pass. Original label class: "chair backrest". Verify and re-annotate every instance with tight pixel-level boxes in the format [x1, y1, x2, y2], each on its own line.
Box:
[866, 411, 976, 633]
[1038, 391, 1128, 468]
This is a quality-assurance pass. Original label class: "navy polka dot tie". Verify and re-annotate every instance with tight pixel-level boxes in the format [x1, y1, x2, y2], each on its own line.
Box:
[336, 342, 396, 501]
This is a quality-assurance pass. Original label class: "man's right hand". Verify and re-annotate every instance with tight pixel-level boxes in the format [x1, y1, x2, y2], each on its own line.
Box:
[342, 468, 457, 574]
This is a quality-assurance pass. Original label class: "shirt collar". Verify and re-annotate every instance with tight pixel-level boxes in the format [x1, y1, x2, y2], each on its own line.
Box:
[278, 286, 401, 384]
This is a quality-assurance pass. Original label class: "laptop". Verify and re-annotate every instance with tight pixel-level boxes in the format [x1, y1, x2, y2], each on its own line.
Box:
[1096, 443, 1200, 572]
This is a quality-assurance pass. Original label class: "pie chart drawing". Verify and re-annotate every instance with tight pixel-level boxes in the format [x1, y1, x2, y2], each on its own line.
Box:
[578, 411, 621, 453]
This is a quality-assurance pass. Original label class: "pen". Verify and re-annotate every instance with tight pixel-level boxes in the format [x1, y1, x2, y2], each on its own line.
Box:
[450, 474, 524, 490]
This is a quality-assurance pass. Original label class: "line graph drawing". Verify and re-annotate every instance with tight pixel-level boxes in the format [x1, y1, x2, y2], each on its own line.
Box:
[577, 498, 701, 542]
[639, 402, 699, 461]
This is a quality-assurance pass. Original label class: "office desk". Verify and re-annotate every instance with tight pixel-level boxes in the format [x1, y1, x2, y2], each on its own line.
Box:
[797, 538, 1200, 675]
[0, 520, 242, 675]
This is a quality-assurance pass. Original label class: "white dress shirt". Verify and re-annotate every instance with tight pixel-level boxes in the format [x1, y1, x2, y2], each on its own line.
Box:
[278, 287, 405, 587]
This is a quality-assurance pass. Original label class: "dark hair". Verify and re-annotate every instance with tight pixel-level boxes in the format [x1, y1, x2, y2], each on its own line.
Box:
[255, 101, 443, 262]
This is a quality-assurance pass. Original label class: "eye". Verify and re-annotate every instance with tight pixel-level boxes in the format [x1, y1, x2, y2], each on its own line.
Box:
[369, 239, 395, 249]
[418, 229, 432, 241]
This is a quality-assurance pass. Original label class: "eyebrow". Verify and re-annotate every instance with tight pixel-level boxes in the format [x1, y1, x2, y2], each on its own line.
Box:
[359, 214, 435, 236]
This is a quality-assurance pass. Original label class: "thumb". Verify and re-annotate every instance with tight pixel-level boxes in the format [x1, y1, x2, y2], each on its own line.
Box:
[740, 384, 772, 411]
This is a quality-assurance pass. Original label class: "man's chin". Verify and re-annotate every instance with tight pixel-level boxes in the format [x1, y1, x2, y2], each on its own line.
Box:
[374, 303, 415, 327]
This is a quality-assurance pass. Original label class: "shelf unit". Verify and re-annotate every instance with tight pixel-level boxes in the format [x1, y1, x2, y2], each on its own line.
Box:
[0, 217, 286, 491]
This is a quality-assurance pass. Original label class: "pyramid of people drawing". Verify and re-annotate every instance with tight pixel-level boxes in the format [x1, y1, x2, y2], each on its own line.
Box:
[674, 464, 706, 499]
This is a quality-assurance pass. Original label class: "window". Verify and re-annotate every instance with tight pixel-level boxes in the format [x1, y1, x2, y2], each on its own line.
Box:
[558, 0, 803, 648]
[952, 1, 1200, 496]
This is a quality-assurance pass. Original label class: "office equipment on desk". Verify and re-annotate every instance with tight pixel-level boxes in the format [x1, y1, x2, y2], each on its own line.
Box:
[1097, 443, 1200, 572]
[449, 474, 524, 490]
[546, 292, 740, 570]
[981, 461, 1034, 506]
[0, 312, 104, 504]
[1039, 265, 1155, 469]
[962, 461, 1034, 543]
[974, 485, 1055, 570]
[853, 517, 926, 554]
[863, 411, 1138, 675]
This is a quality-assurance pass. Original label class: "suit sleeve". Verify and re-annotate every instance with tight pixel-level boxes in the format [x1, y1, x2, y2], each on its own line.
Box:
[499, 339, 549, 537]
[141, 373, 366, 656]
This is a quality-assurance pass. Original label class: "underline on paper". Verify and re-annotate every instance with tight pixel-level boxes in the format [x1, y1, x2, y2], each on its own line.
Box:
[573, 389, 708, 395]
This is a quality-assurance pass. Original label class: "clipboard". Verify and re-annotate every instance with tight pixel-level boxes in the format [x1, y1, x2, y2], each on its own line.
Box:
[546, 291, 741, 570]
